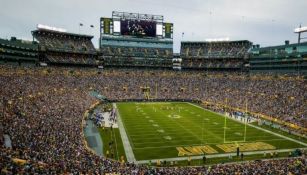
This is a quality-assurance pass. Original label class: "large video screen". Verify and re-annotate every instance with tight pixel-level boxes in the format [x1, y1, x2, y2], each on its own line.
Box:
[121, 19, 156, 37]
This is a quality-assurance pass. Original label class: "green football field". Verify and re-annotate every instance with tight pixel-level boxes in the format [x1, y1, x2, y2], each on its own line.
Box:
[116, 102, 306, 161]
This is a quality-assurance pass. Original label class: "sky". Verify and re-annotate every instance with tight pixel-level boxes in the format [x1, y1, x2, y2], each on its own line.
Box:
[0, 0, 306, 52]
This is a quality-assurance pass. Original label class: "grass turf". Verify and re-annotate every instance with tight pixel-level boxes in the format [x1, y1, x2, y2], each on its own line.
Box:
[116, 102, 306, 161]
[98, 127, 126, 161]
[250, 123, 307, 144]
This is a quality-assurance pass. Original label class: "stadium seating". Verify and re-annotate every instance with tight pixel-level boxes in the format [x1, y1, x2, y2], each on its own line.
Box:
[181, 40, 252, 70]
[101, 46, 173, 67]
[100, 36, 173, 68]
[0, 37, 38, 65]
[32, 29, 98, 65]
[101, 46, 172, 58]
[250, 42, 307, 75]
[0, 66, 306, 174]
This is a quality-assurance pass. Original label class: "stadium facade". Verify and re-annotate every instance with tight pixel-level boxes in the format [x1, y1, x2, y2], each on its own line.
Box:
[100, 11, 174, 68]
[32, 28, 99, 66]
[250, 41, 307, 75]
[0, 37, 38, 66]
[0, 11, 306, 75]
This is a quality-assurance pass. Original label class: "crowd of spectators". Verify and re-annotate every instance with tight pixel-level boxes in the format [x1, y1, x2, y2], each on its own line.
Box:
[47, 53, 98, 65]
[32, 29, 98, 65]
[0, 65, 306, 174]
[103, 56, 172, 68]
[101, 46, 172, 58]
[181, 59, 243, 69]
[33, 30, 96, 53]
[181, 41, 251, 58]
[99, 40, 174, 68]
[181, 41, 251, 69]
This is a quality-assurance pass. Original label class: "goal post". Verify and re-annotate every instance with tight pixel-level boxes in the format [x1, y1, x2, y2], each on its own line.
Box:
[223, 113, 248, 144]
[223, 99, 248, 144]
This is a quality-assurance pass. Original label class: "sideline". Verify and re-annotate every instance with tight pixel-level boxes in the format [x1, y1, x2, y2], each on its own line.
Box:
[188, 102, 307, 147]
[114, 103, 136, 163]
[136, 147, 302, 164]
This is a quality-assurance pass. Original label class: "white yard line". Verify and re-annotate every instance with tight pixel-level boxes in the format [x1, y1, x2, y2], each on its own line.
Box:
[114, 103, 136, 163]
[248, 124, 307, 146]
[132, 138, 291, 150]
[116, 102, 306, 164]
[168, 117, 203, 143]
[136, 148, 303, 164]
[129, 127, 279, 135]
[188, 102, 307, 147]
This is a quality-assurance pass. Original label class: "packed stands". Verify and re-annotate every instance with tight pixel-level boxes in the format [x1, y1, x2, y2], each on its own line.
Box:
[32, 29, 98, 66]
[101, 37, 173, 68]
[0, 37, 38, 65]
[181, 40, 252, 70]
[101, 46, 172, 58]
[0, 65, 306, 174]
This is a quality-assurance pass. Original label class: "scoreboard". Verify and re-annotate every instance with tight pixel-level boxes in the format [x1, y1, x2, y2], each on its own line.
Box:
[120, 19, 157, 37]
[100, 11, 173, 39]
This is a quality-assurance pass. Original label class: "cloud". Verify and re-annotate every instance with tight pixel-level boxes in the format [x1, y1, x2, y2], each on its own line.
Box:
[0, 0, 306, 52]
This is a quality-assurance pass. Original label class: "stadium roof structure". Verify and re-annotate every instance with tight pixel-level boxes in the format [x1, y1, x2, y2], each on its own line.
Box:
[251, 41, 307, 51]
[181, 40, 252, 44]
[0, 37, 38, 50]
[112, 11, 163, 22]
[32, 28, 94, 40]
[294, 26, 307, 33]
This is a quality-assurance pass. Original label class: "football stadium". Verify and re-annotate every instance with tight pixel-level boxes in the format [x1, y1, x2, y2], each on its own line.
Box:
[1, 0, 307, 174]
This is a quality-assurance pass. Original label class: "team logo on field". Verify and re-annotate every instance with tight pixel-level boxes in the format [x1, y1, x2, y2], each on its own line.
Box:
[176, 145, 218, 156]
[216, 142, 276, 153]
[176, 142, 276, 156]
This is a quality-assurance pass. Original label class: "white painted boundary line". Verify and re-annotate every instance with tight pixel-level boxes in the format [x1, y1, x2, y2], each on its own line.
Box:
[131, 139, 289, 149]
[114, 103, 136, 163]
[117, 102, 306, 164]
[136, 148, 303, 164]
[188, 102, 307, 147]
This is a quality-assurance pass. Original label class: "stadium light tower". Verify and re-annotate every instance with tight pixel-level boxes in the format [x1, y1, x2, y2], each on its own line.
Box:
[294, 24, 307, 44]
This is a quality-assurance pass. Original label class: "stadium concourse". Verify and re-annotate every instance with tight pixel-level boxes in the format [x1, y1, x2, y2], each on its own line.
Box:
[0, 65, 306, 174]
